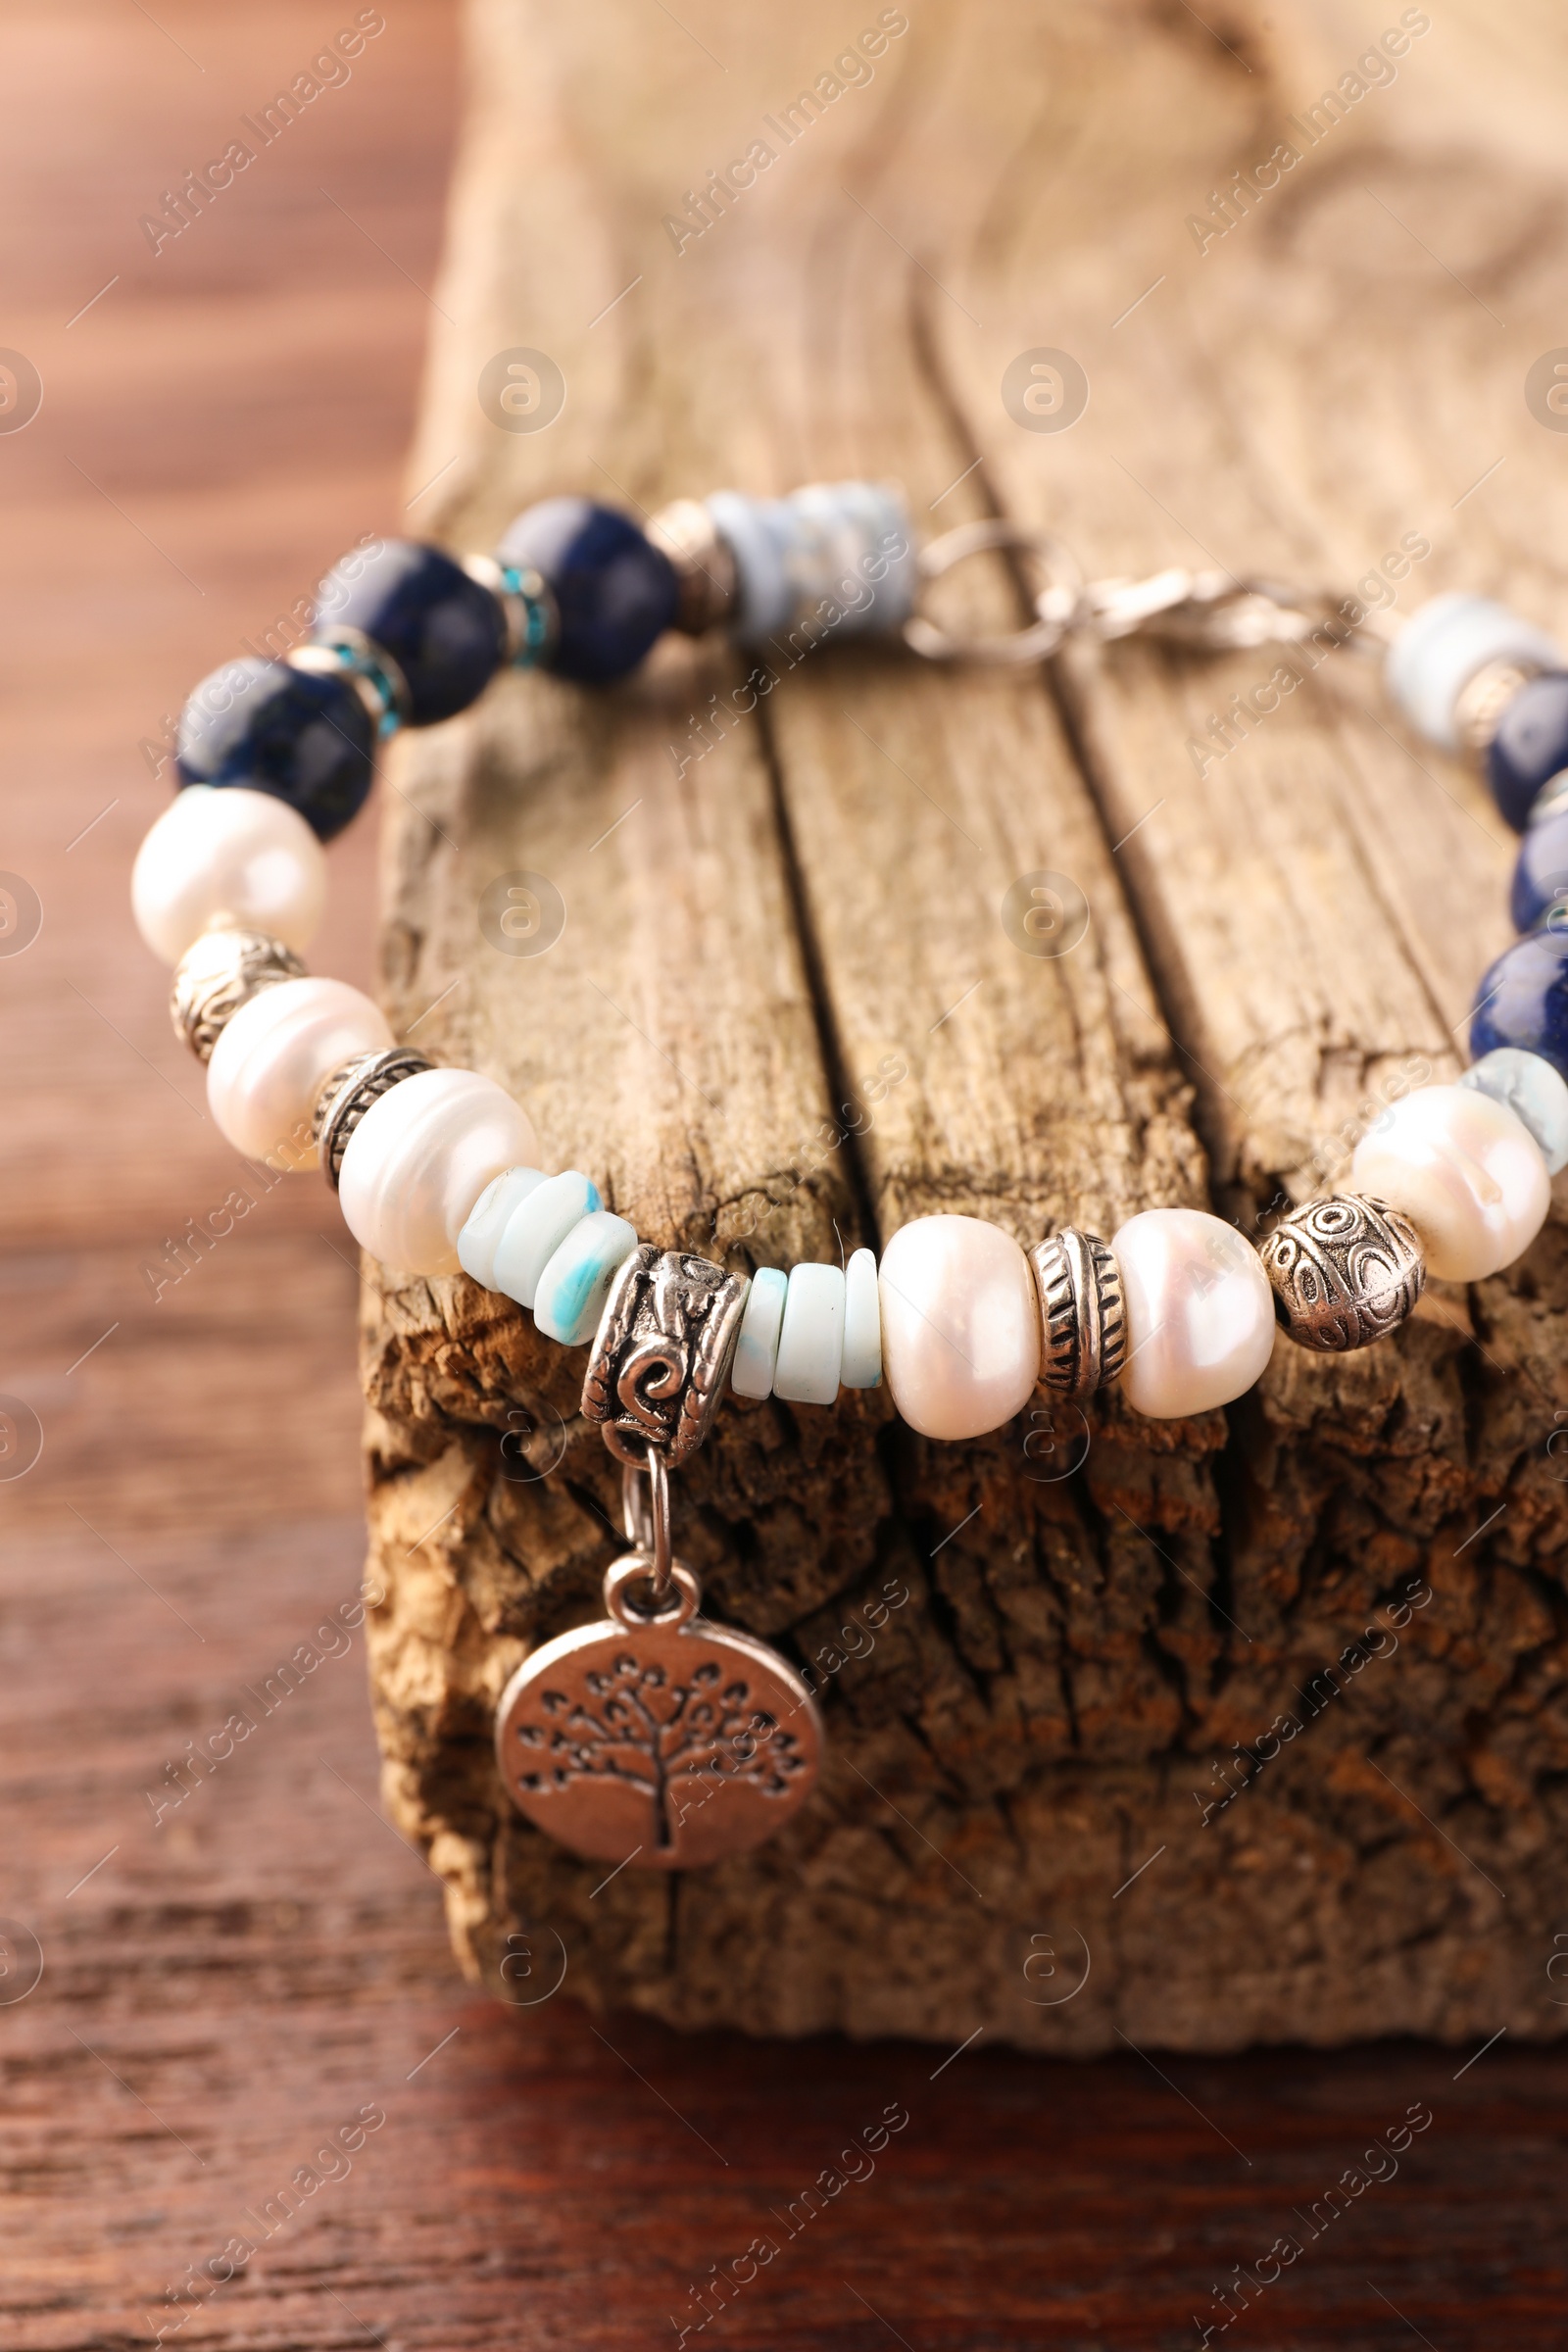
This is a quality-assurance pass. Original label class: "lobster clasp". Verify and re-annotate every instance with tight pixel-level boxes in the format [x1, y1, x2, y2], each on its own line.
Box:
[1076, 568, 1357, 653]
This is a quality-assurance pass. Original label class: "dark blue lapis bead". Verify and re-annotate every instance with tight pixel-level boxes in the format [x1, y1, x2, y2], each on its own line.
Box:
[1485, 671, 1568, 831]
[1471, 926, 1568, 1080]
[497, 498, 679, 685]
[313, 540, 507, 725]
[1510, 796, 1568, 932]
[175, 657, 375, 842]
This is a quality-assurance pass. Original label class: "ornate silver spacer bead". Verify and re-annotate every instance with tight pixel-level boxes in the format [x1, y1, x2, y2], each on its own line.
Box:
[1027, 1228, 1127, 1399]
[582, 1243, 750, 1467]
[1453, 654, 1550, 762]
[645, 498, 740, 635]
[170, 922, 306, 1062]
[313, 1047, 433, 1193]
[1259, 1194, 1425, 1352]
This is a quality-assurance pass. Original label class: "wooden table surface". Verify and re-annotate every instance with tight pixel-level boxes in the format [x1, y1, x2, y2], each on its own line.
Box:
[2, 4, 1565, 2347]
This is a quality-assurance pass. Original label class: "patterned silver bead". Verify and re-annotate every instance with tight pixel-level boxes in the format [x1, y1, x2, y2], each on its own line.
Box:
[313, 1048, 433, 1192]
[645, 498, 740, 635]
[170, 924, 305, 1062]
[582, 1244, 749, 1467]
[1259, 1195, 1424, 1352]
[1028, 1229, 1127, 1399]
[1453, 655, 1549, 761]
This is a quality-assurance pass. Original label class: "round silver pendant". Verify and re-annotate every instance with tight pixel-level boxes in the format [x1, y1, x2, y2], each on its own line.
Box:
[496, 1555, 822, 1871]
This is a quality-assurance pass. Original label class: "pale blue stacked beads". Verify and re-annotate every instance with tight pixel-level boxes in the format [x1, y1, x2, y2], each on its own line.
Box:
[458, 1167, 637, 1345]
[702, 481, 915, 646]
[1459, 1050, 1568, 1175]
[731, 1249, 882, 1402]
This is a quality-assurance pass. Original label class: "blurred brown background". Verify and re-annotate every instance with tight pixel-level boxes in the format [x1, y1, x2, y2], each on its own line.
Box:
[3, 3, 1568, 2347]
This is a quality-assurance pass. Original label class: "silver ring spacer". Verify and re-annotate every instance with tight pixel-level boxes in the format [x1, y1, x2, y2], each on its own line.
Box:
[1028, 1229, 1127, 1400]
[645, 498, 740, 635]
[293, 625, 413, 732]
[1453, 655, 1551, 765]
[313, 1046, 433, 1191]
[170, 922, 306, 1062]
[1529, 768, 1568, 826]
[461, 552, 559, 668]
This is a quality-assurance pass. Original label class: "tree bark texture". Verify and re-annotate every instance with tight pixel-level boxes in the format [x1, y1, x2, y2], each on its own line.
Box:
[361, 0, 1568, 2050]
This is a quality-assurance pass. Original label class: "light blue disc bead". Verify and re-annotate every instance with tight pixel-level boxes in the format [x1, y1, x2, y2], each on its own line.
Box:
[533, 1209, 639, 1346]
[1385, 593, 1562, 754]
[457, 1165, 546, 1289]
[491, 1169, 601, 1309]
[731, 1267, 787, 1398]
[840, 1247, 882, 1388]
[1459, 1049, 1568, 1174]
[773, 1261, 846, 1405]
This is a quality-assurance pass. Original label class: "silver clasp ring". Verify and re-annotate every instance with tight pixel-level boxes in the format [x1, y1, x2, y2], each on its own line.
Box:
[904, 519, 1084, 665]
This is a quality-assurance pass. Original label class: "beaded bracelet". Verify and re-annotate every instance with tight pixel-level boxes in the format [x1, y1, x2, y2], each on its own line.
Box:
[129, 500, 1568, 1873]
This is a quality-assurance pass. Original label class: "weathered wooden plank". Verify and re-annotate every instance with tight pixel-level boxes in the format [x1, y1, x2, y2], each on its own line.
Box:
[365, 0, 1568, 2054]
[15, 5, 1568, 2346]
[366, 0, 1219, 2048]
[912, 0, 1568, 2038]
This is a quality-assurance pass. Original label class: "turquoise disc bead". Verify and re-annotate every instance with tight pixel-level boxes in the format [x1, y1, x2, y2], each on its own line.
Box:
[533, 1210, 639, 1346]
[491, 1170, 602, 1309]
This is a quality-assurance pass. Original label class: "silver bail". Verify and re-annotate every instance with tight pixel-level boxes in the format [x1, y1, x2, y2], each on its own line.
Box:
[581, 1245, 749, 1469]
[619, 1451, 674, 1605]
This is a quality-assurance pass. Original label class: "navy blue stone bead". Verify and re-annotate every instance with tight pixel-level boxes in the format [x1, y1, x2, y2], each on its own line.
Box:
[1510, 804, 1568, 932]
[1471, 926, 1568, 1080]
[175, 657, 375, 842]
[497, 498, 679, 684]
[314, 540, 506, 724]
[1485, 671, 1568, 831]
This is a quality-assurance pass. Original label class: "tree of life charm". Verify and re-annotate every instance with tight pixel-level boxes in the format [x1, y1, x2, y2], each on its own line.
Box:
[495, 1554, 822, 1870]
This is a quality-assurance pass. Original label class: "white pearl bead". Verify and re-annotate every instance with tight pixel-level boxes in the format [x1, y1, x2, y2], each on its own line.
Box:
[1350, 1082, 1550, 1280]
[1112, 1207, 1275, 1418]
[131, 787, 327, 965]
[878, 1215, 1040, 1440]
[339, 1067, 539, 1276]
[773, 1262, 846, 1405]
[206, 977, 392, 1168]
